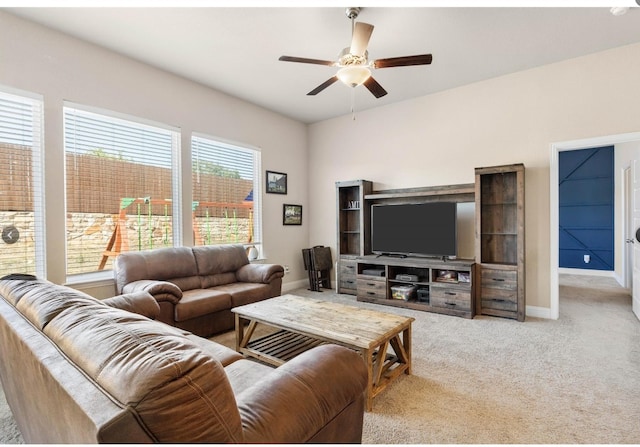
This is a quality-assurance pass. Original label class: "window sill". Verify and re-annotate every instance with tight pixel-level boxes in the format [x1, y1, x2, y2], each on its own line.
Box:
[65, 270, 114, 288]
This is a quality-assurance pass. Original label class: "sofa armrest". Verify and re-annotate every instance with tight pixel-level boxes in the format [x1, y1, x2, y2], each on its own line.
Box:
[121, 280, 182, 304]
[235, 264, 284, 284]
[236, 344, 367, 444]
[102, 291, 160, 320]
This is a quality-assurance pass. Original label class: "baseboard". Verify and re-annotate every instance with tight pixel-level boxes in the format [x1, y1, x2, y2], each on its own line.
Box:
[282, 279, 309, 293]
[558, 267, 614, 277]
[526, 305, 553, 319]
[558, 268, 625, 288]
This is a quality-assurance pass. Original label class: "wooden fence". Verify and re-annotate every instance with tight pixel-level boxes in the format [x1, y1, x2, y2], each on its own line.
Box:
[0, 144, 253, 218]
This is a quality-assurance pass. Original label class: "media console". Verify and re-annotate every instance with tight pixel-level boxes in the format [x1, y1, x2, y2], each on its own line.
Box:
[356, 255, 475, 319]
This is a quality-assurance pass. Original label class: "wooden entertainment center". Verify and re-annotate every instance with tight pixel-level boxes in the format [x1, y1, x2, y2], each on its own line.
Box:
[336, 163, 525, 321]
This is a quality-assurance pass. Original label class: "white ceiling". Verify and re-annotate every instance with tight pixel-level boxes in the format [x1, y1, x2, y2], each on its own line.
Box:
[6, 7, 640, 123]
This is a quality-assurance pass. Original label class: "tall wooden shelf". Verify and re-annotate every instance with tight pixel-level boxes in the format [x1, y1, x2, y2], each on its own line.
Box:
[475, 164, 525, 321]
[336, 180, 373, 294]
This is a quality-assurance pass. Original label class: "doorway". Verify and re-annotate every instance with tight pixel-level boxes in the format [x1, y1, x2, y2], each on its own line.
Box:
[550, 131, 640, 320]
[558, 146, 614, 271]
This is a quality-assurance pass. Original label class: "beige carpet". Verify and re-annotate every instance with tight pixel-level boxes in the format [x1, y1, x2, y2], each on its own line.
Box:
[1, 274, 639, 443]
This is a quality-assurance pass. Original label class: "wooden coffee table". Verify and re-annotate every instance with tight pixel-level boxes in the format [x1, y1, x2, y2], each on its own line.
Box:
[232, 294, 414, 411]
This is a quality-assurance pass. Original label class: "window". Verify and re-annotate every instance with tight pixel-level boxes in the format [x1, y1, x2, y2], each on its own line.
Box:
[191, 135, 261, 252]
[0, 88, 45, 278]
[64, 105, 180, 276]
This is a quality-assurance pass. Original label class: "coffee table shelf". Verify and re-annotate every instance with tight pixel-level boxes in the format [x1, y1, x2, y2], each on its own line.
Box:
[246, 329, 401, 376]
[245, 329, 328, 365]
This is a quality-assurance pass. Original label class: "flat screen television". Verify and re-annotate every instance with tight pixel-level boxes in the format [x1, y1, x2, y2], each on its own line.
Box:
[371, 202, 457, 258]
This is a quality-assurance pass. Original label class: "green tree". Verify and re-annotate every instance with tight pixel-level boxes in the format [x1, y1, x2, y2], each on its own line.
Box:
[194, 159, 241, 178]
[88, 147, 127, 161]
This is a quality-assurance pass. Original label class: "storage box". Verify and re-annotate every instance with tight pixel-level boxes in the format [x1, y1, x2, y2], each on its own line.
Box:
[390, 284, 416, 301]
[416, 288, 430, 303]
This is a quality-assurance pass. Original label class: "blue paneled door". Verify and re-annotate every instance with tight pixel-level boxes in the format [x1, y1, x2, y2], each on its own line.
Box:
[559, 146, 614, 270]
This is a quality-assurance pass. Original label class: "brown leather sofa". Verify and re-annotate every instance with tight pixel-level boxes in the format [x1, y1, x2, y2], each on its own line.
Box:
[0, 277, 367, 443]
[113, 244, 284, 337]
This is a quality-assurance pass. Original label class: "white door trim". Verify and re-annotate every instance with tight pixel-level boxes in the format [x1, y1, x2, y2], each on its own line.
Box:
[550, 131, 640, 320]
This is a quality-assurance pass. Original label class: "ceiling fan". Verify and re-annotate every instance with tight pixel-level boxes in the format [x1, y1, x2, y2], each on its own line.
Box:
[279, 7, 433, 99]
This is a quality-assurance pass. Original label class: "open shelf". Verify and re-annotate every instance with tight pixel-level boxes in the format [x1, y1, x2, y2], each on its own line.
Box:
[336, 180, 373, 293]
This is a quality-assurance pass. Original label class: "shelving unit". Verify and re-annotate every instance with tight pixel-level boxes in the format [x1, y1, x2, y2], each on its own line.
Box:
[475, 164, 525, 321]
[336, 166, 525, 322]
[356, 255, 475, 319]
[336, 180, 373, 294]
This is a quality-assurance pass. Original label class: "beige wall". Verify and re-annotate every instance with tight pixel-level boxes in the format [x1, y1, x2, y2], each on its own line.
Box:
[0, 12, 310, 296]
[308, 42, 640, 316]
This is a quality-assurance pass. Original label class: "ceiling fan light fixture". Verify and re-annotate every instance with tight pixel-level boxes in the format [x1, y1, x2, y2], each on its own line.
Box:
[337, 65, 371, 87]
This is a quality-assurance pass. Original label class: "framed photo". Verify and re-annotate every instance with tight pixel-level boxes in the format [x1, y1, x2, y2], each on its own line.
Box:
[283, 204, 302, 225]
[266, 170, 287, 194]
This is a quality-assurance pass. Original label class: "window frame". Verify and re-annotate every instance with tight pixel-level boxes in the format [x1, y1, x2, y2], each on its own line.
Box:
[0, 85, 45, 279]
[62, 102, 181, 281]
[191, 132, 262, 254]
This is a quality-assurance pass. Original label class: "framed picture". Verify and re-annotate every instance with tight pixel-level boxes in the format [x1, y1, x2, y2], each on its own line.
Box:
[266, 170, 287, 194]
[283, 204, 302, 225]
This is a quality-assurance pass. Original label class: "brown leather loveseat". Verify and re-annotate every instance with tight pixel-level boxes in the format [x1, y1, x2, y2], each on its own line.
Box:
[0, 277, 367, 443]
[114, 244, 284, 336]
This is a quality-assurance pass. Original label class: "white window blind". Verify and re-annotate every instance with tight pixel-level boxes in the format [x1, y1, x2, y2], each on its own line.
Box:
[64, 105, 179, 276]
[0, 89, 44, 278]
[192, 135, 261, 249]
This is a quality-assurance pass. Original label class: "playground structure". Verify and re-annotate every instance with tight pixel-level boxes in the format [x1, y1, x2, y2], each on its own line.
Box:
[98, 196, 253, 270]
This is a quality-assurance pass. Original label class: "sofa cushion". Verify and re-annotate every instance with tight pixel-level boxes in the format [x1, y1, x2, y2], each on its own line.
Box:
[224, 359, 275, 396]
[202, 272, 237, 288]
[193, 245, 249, 288]
[174, 289, 232, 322]
[15, 281, 102, 330]
[214, 282, 275, 307]
[185, 333, 243, 367]
[0, 276, 43, 306]
[114, 247, 200, 293]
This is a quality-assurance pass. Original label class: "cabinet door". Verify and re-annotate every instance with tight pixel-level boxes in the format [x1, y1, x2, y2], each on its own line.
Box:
[479, 267, 518, 313]
[430, 287, 472, 312]
[357, 276, 386, 300]
[338, 259, 357, 293]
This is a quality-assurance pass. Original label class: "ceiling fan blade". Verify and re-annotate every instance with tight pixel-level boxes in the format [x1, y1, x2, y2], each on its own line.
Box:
[363, 76, 388, 98]
[279, 56, 336, 66]
[373, 54, 433, 69]
[350, 22, 374, 57]
[307, 76, 339, 96]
